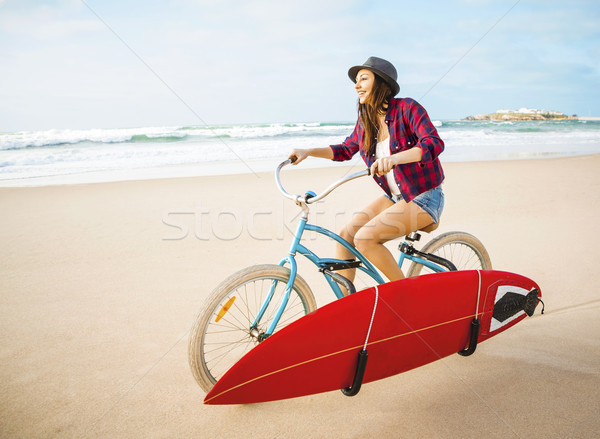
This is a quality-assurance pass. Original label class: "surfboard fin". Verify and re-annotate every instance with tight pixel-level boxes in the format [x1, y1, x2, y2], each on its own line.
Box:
[493, 288, 541, 322]
[523, 288, 542, 316]
[341, 349, 368, 397]
[458, 318, 480, 357]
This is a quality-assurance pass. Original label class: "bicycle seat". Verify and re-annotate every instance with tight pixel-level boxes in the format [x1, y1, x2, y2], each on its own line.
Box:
[419, 221, 439, 233]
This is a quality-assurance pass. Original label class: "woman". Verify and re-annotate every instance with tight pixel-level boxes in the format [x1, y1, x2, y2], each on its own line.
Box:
[289, 56, 445, 286]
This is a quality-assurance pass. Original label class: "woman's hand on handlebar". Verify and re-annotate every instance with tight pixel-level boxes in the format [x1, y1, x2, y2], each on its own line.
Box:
[370, 156, 396, 176]
[371, 147, 423, 175]
[288, 148, 310, 165]
[288, 147, 334, 165]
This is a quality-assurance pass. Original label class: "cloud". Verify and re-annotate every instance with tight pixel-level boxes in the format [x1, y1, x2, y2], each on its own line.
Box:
[0, 4, 104, 40]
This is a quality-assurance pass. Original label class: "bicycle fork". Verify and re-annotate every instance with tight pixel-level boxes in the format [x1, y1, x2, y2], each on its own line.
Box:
[249, 218, 306, 341]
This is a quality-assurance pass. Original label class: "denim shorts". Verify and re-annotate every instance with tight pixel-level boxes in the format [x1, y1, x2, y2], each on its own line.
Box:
[386, 186, 445, 224]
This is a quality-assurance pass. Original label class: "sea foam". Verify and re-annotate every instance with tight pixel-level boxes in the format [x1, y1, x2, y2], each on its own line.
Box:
[1, 120, 598, 186]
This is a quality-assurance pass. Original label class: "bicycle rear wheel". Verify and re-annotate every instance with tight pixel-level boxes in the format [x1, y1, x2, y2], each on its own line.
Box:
[407, 232, 492, 277]
[188, 264, 317, 392]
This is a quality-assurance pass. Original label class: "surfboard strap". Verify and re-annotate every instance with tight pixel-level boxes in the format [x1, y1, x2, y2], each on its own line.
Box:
[363, 285, 379, 351]
[475, 270, 482, 320]
[458, 271, 482, 357]
[341, 285, 379, 397]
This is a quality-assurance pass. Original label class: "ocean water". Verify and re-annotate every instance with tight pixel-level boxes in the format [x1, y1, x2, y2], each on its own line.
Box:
[1, 119, 599, 186]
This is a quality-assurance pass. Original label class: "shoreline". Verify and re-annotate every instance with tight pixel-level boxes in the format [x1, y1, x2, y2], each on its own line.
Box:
[1, 151, 599, 189]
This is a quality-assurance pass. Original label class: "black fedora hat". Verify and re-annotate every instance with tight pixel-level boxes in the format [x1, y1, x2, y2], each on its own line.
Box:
[348, 56, 400, 97]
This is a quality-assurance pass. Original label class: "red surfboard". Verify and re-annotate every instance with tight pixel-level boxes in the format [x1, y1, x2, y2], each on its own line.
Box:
[204, 270, 542, 405]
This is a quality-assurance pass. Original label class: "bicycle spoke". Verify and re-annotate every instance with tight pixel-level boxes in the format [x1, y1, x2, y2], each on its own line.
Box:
[433, 242, 484, 272]
[462, 252, 479, 269]
[216, 298, 252, 330]
[206, 341, 253, 372]
[204, 327, 249, 336]
[230, 296, 253, 326]
[206, 320, 249, 331]
[263, 284, 285, 323]
[203, 339, 251, 357]
[204, 334, 251, 357]
[277, 309, 307, 327]
[207, 338, 257, 375]
[242, 284, 252, 324]
[212, 314, 247, 332]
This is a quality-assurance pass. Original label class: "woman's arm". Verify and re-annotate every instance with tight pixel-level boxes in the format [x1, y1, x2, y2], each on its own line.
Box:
[406, 99, 444, 163]
[370, 146, 422, 176]
[290, 119, 361, 165]
[288, 147, 334, 165]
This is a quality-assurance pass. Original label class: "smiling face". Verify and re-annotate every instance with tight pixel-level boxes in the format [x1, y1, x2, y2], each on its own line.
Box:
[355, 69, 375, 104]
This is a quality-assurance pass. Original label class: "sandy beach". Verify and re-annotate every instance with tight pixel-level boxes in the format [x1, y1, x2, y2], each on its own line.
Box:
[1, 155, 599, 438]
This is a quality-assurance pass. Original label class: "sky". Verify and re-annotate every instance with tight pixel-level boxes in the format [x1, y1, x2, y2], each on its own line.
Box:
[1, 0, 599, 131]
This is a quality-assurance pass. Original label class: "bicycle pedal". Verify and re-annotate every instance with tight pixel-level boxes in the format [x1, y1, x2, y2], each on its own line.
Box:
[406, 232, 421, 242]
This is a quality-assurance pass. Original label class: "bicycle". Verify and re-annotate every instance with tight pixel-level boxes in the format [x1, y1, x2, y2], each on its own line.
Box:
[188, 159, 492, 392]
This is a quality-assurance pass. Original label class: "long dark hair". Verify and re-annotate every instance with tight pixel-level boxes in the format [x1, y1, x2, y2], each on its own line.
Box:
[359, 74, 393, 155]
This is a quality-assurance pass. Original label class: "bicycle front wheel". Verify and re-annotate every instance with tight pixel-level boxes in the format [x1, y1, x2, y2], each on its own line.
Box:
[407, 232, 492, 277]
[188, 264, 317, 392]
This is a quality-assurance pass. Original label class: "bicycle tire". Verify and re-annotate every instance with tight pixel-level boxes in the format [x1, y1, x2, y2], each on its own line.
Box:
[188, 264, 317, 392]
[407, 231, 492, 277]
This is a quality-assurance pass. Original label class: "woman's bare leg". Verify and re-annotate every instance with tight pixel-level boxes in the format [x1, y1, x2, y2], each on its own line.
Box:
[335, 196, 393, 293]
[354, 199, 434, 282]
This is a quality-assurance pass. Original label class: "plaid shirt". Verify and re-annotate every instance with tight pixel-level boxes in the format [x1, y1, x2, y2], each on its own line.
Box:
[330, 98, 445, 202]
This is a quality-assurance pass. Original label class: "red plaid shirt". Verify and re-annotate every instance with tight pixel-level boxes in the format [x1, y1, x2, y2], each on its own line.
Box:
[330, 98, 444, 202]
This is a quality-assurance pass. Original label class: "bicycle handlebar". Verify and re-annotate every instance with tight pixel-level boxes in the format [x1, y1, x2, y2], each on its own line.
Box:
[275, 158, 370, 204]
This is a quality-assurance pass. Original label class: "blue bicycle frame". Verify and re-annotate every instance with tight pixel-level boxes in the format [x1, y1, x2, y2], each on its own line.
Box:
[250, 159, 452, 339]
[251, 217, 449, 338]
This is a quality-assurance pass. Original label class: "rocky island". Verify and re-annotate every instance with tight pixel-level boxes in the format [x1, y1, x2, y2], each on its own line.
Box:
[464, 108, 577, 121]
